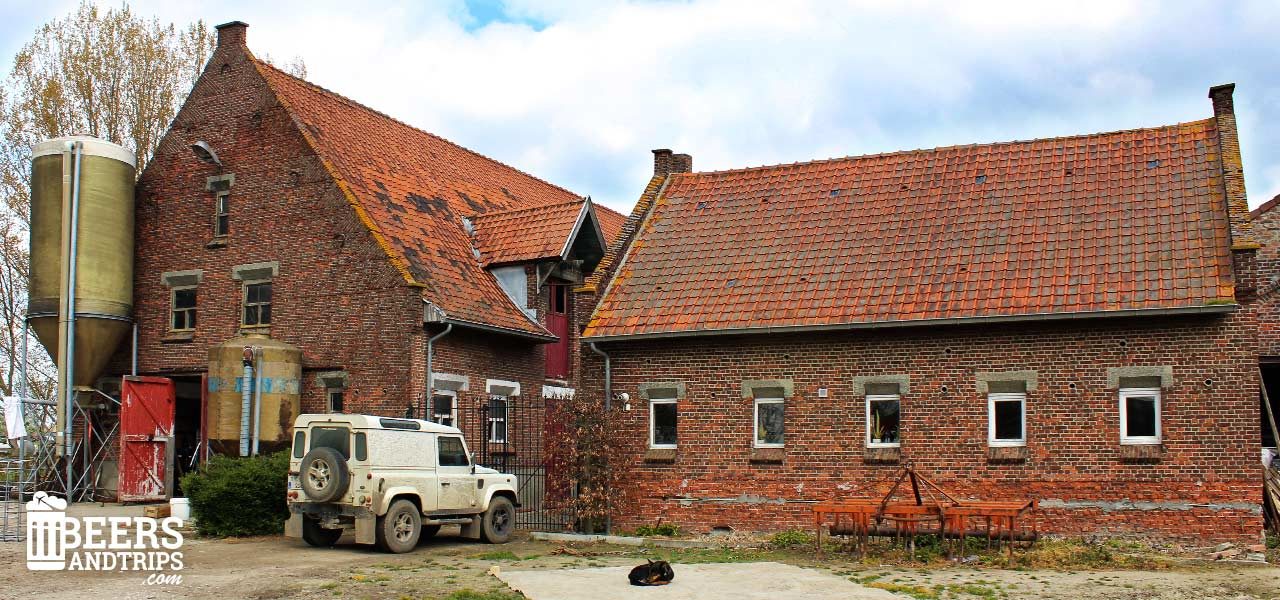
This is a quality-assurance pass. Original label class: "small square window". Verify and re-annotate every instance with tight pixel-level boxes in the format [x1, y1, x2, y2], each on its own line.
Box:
[1120, 388, 1161, 444]
[431, 391, 457, 427]
[326, 389, 344, 413]
[650, 397, 677, 449]
[867, 394, 901, 447]
[170, 287, 197, 331]
[753, 397, 784, 448]
[988, 392, 1026, 446]
[243, 281, 272, 327]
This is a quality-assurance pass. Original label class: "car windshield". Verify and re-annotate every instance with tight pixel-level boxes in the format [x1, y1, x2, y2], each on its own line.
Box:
[309, 426, 350, 458]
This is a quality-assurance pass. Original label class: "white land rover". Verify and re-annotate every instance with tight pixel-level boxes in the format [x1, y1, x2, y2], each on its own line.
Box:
[284, 414, 519, 553]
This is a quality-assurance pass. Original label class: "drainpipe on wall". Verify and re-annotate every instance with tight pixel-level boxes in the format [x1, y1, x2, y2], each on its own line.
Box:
[239, 346, 253, 457]
[424, 324, 453, 419]
[588, 342, 611, 410]
[587, 341, 613, 534]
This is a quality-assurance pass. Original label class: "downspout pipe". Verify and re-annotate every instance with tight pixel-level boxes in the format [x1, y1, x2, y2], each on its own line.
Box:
[131, 321, 138, 376]
[239, 346, 253, 457]
[424, 324, 453, 419]
[63, 141, 83, 495]
[587, 341, 612, 534]
[252, 347, 263, 456]
[588, 342, 611, 410]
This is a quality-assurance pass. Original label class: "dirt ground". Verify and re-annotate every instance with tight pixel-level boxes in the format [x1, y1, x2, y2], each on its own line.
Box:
[1, 531, 1277, 600]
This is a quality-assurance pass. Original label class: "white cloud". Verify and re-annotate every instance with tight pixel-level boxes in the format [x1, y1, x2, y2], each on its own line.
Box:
[17, 0, 1280, 210]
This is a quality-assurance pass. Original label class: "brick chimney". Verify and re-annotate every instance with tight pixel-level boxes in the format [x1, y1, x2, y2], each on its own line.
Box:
[652, 149, 693, 177]
[215, 21, 248, 48]
[1207, 83, 1258, 250]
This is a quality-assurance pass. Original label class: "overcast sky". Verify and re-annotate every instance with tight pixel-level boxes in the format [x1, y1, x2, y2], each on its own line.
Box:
[3, 0, 1278, 214]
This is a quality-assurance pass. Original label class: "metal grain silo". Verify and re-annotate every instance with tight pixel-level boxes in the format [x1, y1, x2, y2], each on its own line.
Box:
[207, 334, 302, 455]
[28, 136, 135, 388]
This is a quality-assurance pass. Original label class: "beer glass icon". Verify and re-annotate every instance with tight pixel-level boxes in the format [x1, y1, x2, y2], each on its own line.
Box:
[26, 491, 68, 570]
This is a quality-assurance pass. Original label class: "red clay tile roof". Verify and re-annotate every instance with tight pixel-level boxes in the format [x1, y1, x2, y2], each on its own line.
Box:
[471, 199, 614, 266]
[252, 58, 588, 338]
[586, 120, 1237, 340]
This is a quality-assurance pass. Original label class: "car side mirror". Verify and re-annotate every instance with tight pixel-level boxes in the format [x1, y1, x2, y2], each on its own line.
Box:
[469, 452, 476, 474]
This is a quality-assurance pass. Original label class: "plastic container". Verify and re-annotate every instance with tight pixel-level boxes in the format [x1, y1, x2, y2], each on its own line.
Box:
[169, 497, 191, 521]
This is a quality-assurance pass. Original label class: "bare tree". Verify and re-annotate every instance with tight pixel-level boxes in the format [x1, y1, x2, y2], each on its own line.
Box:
[0, 1, 214, 399]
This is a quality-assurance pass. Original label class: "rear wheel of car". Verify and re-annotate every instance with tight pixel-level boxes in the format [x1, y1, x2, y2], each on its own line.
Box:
[376, 499, 421, 553]
[480, 496, 515, 544]
[299, 447, 349, 503]
[301, 517, 342, 547]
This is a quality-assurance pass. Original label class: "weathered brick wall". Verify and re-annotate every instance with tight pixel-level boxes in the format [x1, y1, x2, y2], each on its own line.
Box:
[582, 313, 1263, 543]
[1250, 198, 1280, 357]
[106, 26, 422, 416]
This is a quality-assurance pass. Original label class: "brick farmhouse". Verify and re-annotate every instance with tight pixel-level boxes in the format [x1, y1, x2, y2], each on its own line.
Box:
[579, 86, 1266, 542]
[104, 20, 1271, 542]
[108, 22, 622, 473]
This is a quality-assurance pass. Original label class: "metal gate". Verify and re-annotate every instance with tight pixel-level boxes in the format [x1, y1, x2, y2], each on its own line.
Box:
[449, 394, 571, 531]
[119, 376, 175, 502]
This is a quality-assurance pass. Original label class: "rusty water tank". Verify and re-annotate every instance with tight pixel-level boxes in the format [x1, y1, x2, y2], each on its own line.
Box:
[207, 334, 302, 455]
[28, 136, 136, 387]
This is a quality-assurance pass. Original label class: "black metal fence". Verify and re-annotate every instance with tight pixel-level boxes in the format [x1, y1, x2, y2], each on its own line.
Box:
[417, 393, 572, 532]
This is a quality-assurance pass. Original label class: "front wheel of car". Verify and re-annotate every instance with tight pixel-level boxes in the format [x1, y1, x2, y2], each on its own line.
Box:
[480, 496, 515, 544]
[376, 499, 422, 553]
[301, 518, 342, 547]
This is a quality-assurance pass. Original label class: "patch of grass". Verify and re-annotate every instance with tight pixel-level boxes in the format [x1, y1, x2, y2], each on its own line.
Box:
[633, 523, 680, 537]
[442, 590, 526, 600]
[769, 529, 815, 549]
[863, 581, 940, 600]
[947, 583, 1000, 599]
[471, 551, 520, 561]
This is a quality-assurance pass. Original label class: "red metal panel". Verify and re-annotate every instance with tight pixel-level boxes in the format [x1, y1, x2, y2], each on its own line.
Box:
[119, 376, 175, 502]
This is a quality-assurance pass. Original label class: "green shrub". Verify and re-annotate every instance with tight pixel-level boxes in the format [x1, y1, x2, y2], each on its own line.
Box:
[769, 529, 814, 549]
[634, 523, 680, 537]
[179, 451, 289, 537]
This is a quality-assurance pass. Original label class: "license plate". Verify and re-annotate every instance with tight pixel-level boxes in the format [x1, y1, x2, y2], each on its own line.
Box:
[288, 477, 300, 490]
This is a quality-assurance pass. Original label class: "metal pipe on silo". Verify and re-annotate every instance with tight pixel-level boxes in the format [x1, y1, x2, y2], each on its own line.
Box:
[255, 348, 263, 453]
[240, 346, 253, 457]
[61, 141, 84, 494]
[131, 321, 138, 376]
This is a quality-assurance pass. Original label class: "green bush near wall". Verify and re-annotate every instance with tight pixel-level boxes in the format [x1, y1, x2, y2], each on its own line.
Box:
[178, 451, 290, 537]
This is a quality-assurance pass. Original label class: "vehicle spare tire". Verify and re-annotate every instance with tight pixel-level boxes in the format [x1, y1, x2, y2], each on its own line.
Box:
[300, 447, 349, 503]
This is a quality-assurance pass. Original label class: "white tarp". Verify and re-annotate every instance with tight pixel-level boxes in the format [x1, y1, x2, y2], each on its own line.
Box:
[2, 395, 28, 439]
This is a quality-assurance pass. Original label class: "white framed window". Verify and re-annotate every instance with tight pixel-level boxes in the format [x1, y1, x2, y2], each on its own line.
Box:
[753, 397, 784, 448]
[326, 388, 344, 413]
[487, 395, 508, 443]
[170, 286, 197, 331]
[431, 390, 458, 427]
[214, 191, 230, 237]
[1119, 387, 1161, 445]
[649, 395, 677, 449]
[866, 394, 901, 448]
[242, 280, 272, 327]
[987, 392, 1026, 447]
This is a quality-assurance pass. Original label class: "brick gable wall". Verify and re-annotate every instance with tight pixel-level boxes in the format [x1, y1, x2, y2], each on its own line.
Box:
[107, 29, 425, 416]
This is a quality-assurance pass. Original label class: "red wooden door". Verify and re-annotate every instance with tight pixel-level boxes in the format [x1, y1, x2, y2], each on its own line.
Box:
[119, 376, 175, 502]
[546, 283, 569, 379]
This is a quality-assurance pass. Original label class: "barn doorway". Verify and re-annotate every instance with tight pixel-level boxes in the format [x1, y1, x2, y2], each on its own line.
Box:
[171, 375, 205, 492]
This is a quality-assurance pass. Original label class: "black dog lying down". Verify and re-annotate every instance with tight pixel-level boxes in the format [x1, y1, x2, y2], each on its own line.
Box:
[628, 559, 675, 586]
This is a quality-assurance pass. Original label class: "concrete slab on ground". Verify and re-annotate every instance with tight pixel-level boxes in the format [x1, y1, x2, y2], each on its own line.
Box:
[66, 503, 149, 518]
[495, 561, 900, 600]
